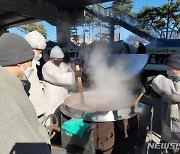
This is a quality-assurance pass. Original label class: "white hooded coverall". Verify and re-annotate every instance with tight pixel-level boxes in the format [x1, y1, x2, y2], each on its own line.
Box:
[29, 61, 49, 117]
[42, 61, 75, 115]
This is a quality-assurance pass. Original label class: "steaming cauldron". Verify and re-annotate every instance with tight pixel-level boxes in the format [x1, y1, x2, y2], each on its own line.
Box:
[60, 91, 139, 154]
[56, 54, 149, 153]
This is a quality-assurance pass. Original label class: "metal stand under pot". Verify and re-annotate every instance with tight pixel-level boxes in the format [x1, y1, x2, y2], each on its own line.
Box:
[60, 91, 139, 154]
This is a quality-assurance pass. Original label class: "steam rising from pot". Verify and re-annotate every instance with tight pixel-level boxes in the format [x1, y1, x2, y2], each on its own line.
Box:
[65, 42, 143, 111]
[85, 43, 139, 109]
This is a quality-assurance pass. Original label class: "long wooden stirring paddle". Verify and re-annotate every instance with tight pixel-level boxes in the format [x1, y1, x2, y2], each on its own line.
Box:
[134, 92, 144, 106]
[75, 60, 85, 103]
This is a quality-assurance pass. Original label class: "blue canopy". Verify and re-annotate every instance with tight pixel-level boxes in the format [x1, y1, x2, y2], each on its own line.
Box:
[146, 39, 180, 54]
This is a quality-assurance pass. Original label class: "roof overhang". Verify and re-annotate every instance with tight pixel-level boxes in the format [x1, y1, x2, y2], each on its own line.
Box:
[0, 0, 112, 30]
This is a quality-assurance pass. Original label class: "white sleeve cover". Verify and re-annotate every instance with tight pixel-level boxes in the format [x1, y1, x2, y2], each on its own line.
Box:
[42, 62, 75, 86]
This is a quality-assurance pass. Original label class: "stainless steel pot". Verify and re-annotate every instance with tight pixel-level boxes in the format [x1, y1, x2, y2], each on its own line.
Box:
[60, 91, 138, 122]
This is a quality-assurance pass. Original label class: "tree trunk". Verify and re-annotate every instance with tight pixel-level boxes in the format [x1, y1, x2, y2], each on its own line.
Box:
[89, 24, 90, 43]
[92, 22, 94, 42]
[100, 20, 102, 40]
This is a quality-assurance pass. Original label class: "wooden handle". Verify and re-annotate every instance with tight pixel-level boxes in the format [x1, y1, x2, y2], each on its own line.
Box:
[75, 64, 85, 103]
[134, 92, 144, 106]
[75, 65, 83, 93]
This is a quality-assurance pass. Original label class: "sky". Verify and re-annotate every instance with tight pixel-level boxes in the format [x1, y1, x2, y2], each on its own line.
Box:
[9, 0, 169, 42]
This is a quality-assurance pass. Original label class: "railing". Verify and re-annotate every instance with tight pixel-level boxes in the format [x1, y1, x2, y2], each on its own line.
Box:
[85, 4, 156, 41]
[85, 4, 180, 40]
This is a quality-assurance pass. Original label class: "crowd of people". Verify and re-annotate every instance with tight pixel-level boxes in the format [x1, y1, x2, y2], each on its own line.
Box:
[0, 31, 179, 153]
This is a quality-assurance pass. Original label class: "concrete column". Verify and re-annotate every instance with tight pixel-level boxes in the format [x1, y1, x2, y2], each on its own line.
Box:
[56, 20, 71, 43]
[110, 24, 115, 41]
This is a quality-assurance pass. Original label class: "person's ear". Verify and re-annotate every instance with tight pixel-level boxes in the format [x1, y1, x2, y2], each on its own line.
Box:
[17, 63, 21, 67]
[17, 63, 25, 69]
[176, 69, 180, 73]
[51, 59, 54, 63]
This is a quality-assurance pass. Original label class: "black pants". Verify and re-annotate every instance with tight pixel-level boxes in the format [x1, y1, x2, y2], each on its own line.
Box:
[112, 116, 139, 154]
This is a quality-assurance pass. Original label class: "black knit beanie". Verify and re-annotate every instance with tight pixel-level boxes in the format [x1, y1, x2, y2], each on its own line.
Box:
[0, 33, 34, 66]
[165, 53, 180, 70]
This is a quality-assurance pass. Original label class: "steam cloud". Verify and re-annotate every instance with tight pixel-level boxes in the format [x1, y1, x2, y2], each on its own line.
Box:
[85, 43, 139, 110]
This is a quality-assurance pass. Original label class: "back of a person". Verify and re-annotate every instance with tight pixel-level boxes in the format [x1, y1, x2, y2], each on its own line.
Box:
[161, 80, 180, 143]
[0, 67, 50, 154]
[25, 30, 48, 121]
[28, 62, 48, 117]
[0, 33, 50, 154]
[137, 42, 146, 54]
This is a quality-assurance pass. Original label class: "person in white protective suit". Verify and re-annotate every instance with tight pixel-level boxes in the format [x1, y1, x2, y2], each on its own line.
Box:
[42, 46, 75, 115]
[25, 30, 48, 123]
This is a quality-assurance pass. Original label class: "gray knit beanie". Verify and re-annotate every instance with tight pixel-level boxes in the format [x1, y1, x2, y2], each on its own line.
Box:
[0, 33, 34, 66]
[165, 53, 180, 70]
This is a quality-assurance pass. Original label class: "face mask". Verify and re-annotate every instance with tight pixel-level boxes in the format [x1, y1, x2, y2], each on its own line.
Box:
[54, 60, 62, 66]
[167, 70, 180, 81]
[20, 63, 34, 80]
[34, 53, 42, 61]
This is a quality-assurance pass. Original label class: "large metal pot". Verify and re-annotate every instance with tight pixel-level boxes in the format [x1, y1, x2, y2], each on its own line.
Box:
[59, 54, 149, 153]
[60, 91, 139, 154]
[60, 91, 137, 122]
